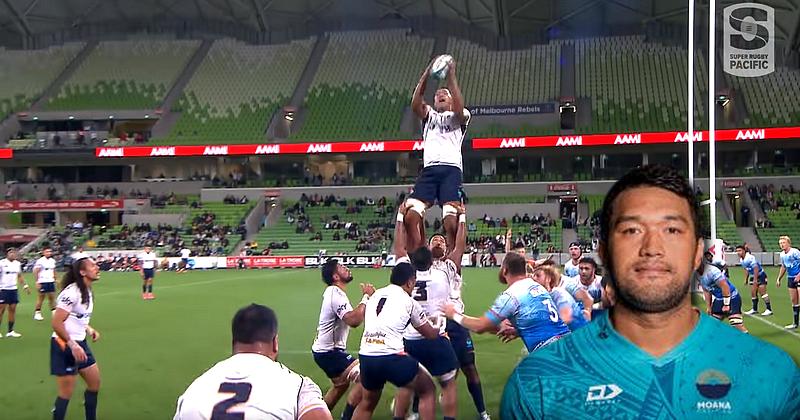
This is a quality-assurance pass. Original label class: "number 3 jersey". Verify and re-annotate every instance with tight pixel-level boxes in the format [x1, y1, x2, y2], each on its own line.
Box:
[486, 278, 570, 352]
[174, 353, 329, 420]
[401, 257, 458, 340]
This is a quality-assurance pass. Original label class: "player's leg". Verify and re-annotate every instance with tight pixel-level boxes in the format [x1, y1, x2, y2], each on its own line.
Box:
[789, 285, 799, 328]
[407, 167, 437, 251]
[79, 363, 101, 420]
[7, 302, 17, 335]
[407, 369, 436, 420]
[323, 358, 357, 410]
[746, 278, 758, 314]
[442, 203, 459, 251]
[47, 291, 56, 312]
[392, 385, 414, 419]
[54, 375, 77, 420]
[35, 287, 45, 318]
[758, 280, 772, 315]
[438, 373, 458, 420]
[439, 166, 463, 251]
[351, 387, 381, 420]
[343, 383, 363, 420]
[728, 296, 747, 333]
[461, 364, 488, 418]
[0, 303, 6, 336]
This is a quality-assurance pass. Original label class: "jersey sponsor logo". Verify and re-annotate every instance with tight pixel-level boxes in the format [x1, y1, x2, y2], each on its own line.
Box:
[555, 136, 582, 146]
[255, 144, 280, 154]
[674, 131, 703, 142]
[306, 143, 332, 153]
[735, 129, 765, 140]
[150, 147, 175, 156]
[500, 138, 526, 148]
[203, 145, 228, 155]
[586, 384, 622, 403]
[614, 134, 641, 144]
[97, 148, 124, 157]
[695, 370, 732, 399]
[359, 142, 385, 152]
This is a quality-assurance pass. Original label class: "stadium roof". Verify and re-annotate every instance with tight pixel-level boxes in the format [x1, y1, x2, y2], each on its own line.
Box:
[0, 0, 798, 55]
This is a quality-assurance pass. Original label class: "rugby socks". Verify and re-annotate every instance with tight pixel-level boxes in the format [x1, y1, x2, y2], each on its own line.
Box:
[752, 298, 758, 312]
[341, 403, 356, 420]
[147, 284, 153, 293]
[53, 397, 69, 420]
[763, 295, 772, 311]
[412, 395, 419, 414]
[142, 284, 147, 293]
[8, 321, 14, 332]
[444, 417, 456, 420]
[794, 305, 799, 325]
[84, 390, 98, 420]
[467, 381, 487, 413]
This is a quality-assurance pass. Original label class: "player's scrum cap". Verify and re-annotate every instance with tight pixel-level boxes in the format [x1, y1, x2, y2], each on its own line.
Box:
[569, 241, 581, 249]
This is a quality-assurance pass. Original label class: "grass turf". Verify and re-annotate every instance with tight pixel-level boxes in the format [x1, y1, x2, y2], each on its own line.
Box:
[0, 267, 798, 419]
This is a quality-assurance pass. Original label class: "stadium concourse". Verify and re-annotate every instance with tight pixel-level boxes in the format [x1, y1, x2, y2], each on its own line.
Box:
[1, 0, 800, 418]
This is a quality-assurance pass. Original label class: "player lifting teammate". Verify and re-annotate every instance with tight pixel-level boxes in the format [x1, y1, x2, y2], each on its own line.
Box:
[175, 304, 331, 419]
[777, 236, 800, 329]
[735, 244, 772, 316]
[34, 247, 57, 320]
[404, 55, 470, 252]
[312, 260, 375, 419]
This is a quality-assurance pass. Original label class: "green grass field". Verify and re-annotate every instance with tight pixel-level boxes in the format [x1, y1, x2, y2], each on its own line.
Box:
[1, 267, 798, 419]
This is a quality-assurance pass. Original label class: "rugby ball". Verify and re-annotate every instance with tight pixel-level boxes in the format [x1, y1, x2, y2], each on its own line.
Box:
[430, 54, 453, 80]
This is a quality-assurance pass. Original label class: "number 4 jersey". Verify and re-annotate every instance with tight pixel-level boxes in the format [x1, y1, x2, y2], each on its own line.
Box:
[174, 353, 330, 420]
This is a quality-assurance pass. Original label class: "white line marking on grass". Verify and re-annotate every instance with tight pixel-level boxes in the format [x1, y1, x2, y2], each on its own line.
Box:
[744, 313, 800, 340]
[96, 271, 285, 298]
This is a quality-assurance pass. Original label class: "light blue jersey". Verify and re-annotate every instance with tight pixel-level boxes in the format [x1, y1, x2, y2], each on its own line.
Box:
[781, 247, 800, 278]
[698, 265, 738, 300]
[740, 253, 766, 282]
[550, 286, 588, 331]
[501, 311, 800, 419]
[485, 278, 570, 352]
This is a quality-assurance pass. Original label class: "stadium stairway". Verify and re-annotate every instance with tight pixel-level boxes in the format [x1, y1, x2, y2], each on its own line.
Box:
[150, 40, 213, 138]
[29, 41, 98, 112]
[562, 229, 579, 252]
[738, 227, 762, 252]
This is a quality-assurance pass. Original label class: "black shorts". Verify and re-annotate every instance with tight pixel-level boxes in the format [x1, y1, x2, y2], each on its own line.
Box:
[50, 337, 96, 376]
[404, 336, 458, 377]
[313, 349, 356, 379]
[788, 275, 800, 289]
[0, 289, 19, 304]
[359, 354, 419, 391]
[746, 274, 768, 286]
[409, 165, 463, 205]
[711, 294, 743, 316]
[445, 320, 475, 367]
[38, 282, 56, 293]
[143, 268, 155, 280]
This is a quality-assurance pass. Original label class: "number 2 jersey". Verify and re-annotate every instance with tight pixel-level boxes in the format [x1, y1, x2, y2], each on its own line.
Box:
[174, 353, 329, 420]
[486, 278, 570, 352]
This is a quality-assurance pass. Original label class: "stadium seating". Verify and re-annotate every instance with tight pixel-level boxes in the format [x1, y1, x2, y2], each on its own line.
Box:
[445, 37, 561, 106]
[253, 199, 392, 255]
[155, 38, 315, 144]
[468, 195, 545, 204]
[756, 191, 800, 252]
[696, 195, 743, 248]
[291, 30, 433, 141]
[0, 43, 84, 117]
[726, 66, 800, 128]
[45, 40, 200, 110]
[575, 36, 708, 133]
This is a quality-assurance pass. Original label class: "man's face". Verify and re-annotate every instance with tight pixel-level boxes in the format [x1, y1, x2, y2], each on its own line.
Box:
[44, 248, 52, 258]
[337, 264, 353, 284]
[735, 248, 745, 259]
[145, 246, 152, 253]
[7, 250, 16, 261]
[429, 235, 447, 259]
[569, 245, 582, 260]
[780, 239, 790, 252]
[434, 89, 452, 112]
[532, 270, 549, 289]
[578, 262, 595, 284]
[601, 186, 703, 314]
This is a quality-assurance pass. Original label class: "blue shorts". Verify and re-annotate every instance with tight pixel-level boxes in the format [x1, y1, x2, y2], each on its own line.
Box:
[711, 294, 743, 316]
[404, 336, 459, 377]
[445, 320, 475, 368]
[410, 165, 463, 205]
[143, 268, 155, 280]
[50, 337, 96, 376]
[0, 289, 19, 304]
[359, 354, 419, 391]
[38, 282, 56, 294]
[313, 349, 356, 379]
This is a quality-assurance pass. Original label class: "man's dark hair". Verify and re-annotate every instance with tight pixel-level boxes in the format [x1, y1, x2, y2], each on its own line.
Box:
[503, 252, 527, 276]
[410, 246, 433, 271]
[600, 164, 701, 245]
[578, 257, 598, 270]
[232, 304, 278, 344]
[391, 262, 415, 286]
[321, 259, 339, 286]
[735, 244, 749, 252]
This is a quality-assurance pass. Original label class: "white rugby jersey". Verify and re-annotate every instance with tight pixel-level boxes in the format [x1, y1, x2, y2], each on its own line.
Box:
[450, 271, 465, 314]
[312, 286, 354, 352]
[53, 284, 93, 341]
[421, 105, 470, 171]
[139, 251, 158, 269]
[359, 284, 428, 356]
[174, 353, 329, 420]
[180, 248, 191, 259]
[563, 258, 580, 278]
[404, 258, 457, 340]
[35, 256, 56, 283]
[0, 258, 21, 290]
